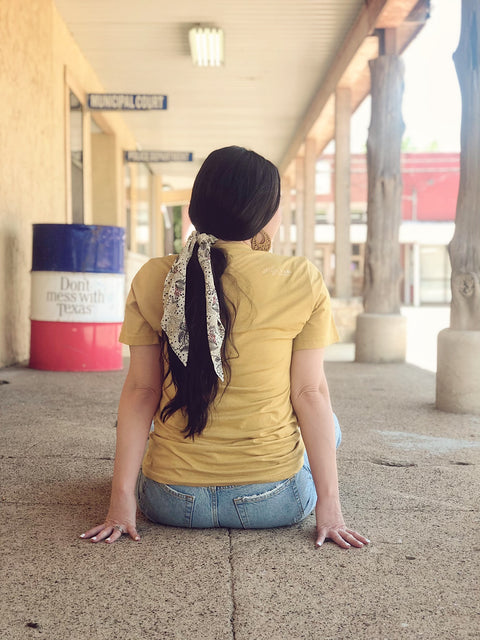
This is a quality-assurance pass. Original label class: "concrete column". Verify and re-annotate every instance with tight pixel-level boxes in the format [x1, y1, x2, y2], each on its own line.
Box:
[323, 246, 333, 288]
[403, 244, 411, 305]
[334, 87, 352, 298]
[91, 132, 119, 226]
[295, 156, 304, 256]
[356, 313, 407, 362]
[129, 164, 139, 252]
[437, 329, 480, 413]
[153, 175, 165, 257]
[413, 242, 421, 306]
[281, 175, 293, 256]
[303, 138, 316, 263]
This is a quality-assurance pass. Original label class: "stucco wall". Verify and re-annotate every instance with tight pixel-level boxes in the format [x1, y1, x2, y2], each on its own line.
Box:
[0, 0, 137, 367]
[0, 1, 56, 367]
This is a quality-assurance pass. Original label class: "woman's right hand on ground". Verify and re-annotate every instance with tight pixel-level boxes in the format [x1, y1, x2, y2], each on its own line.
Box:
[79, 491, 140, 544]
[315, 500, 370, 550]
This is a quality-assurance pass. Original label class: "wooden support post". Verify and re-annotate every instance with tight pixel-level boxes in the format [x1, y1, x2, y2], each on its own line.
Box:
[449, 0, 480, 331]
[303, 138, 316, 263]
[363, 54, 404, 314]
[281, 175, 293, 256]
[295, 156, 304, 256]
[437, 0, 480, 414]
[334, 87, 352, 298]
[355, 38, 407, 363]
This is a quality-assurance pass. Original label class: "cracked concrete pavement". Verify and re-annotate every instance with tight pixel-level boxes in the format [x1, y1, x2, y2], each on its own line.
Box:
[1, 352, 479, 639]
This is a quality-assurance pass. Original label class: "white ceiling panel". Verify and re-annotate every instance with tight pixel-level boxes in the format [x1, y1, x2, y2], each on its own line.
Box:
[54, 0, 366, 187]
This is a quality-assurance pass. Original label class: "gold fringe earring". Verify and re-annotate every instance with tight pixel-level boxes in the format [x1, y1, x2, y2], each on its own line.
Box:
[251, 230, 271, 252]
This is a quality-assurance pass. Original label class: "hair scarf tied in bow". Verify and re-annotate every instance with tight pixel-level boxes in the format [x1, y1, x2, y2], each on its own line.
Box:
[161, 231, 225, 381]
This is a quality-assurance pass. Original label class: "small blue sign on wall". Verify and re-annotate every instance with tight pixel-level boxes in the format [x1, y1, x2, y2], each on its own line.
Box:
[88, 94, 167, 110]
[125, 151, 193, 163]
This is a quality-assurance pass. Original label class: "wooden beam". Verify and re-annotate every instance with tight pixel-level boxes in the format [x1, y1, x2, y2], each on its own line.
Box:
[279, 0, 389, 174]
[279, 0, 430, 174]
[382, 27, 400, 54]
[334, 87, 352, 298]
[376, 0, 430, 28]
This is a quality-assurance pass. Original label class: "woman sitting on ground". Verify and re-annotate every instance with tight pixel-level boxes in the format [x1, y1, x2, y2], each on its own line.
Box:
[81, 146, 369, 549]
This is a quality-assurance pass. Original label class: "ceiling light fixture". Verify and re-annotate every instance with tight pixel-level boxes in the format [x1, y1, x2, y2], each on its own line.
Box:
[189, 26, 224, 67]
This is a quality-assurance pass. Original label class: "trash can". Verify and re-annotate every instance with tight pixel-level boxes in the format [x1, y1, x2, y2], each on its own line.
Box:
[30, 224, 126, 371]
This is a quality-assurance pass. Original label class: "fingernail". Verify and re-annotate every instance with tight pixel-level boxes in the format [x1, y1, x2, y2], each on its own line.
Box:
[366, 539, 371, 543]
[106, 538, 111, 542]
[316, 542, 322, 547]
[135, 536, 140, 541]
[79, 533, 85, 538]
[92, 537, 97, 541]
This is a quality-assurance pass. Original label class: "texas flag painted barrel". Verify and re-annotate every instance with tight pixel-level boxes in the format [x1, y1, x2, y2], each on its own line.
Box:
[30, 224, 126, 371]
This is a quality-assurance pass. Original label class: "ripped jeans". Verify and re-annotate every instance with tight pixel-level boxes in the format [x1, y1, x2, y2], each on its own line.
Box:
[136, 415, 341, 529]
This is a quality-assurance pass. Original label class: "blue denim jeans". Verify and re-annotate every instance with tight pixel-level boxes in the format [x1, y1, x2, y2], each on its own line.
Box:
[136, 415, 341, 529]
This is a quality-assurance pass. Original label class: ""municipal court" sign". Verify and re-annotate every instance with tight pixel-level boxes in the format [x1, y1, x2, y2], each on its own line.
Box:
[88, 93, 167, 111]
[125, 150, 193, 163]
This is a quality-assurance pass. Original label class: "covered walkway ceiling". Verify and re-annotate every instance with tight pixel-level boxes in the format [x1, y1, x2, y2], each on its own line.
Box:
[54, 0, 428, 190]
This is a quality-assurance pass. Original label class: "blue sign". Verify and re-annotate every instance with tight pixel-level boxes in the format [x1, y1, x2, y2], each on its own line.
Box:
[125, 151, 193, 163]
[88, 94, 167, 111]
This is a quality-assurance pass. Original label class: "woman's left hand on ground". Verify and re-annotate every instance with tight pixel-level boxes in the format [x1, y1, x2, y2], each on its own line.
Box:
[315, 500, 370, 549]
[80, 492, 140, 544]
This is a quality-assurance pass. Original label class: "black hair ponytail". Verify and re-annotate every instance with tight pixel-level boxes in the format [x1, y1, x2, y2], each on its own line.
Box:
[160, 245, 234, 438]
[161, 146, 280, 438]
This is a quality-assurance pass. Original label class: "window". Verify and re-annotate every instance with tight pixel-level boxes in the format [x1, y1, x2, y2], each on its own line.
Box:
[315, 160, 331, 195]
[350, 209, 366, 223]
[315, 209, 328, 224]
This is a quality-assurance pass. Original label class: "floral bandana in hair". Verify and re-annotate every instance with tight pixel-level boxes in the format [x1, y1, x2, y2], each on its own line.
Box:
[161, 231, 225, 381]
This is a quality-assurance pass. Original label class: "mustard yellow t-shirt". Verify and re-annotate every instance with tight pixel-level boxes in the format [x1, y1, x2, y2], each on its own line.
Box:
[119, 241, 339, 486]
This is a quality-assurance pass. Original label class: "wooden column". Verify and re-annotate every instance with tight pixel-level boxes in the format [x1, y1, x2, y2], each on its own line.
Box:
[295, 156, 304, 256]
[281, 175, 293, 256]
[449, 0, 480, 331]
[437, 0, 480, 414]
[303, 138, 316, 262]
[363, 54, 404, 314]
[334, 86, 352, 298]
[355, 29, 407, 363]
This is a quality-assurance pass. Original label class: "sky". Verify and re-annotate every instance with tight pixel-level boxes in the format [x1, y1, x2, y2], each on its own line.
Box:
[350, 0, 462, 153]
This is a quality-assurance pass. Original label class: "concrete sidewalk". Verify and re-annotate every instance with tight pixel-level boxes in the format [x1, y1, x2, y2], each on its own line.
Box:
[1, 357, 479, 639]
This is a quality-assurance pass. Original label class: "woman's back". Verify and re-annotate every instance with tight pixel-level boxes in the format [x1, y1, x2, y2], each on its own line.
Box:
[122, 241, 337, 486]
[81, 146, 368, 550]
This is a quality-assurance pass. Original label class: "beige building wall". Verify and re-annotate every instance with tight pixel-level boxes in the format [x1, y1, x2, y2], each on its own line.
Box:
[0, 0, 143, 367]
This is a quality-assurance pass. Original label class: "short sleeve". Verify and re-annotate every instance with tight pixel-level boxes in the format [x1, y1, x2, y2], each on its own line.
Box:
[118, 288, 160, 346]
[292, 262, 339, 351]
[118, 261, 164, 346]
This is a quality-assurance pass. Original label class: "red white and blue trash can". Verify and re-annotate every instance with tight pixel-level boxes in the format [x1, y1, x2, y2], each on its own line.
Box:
[29, 224, 126, 371]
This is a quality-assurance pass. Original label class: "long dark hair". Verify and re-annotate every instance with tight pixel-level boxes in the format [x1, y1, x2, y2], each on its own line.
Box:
[161, 146, 281, 438]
